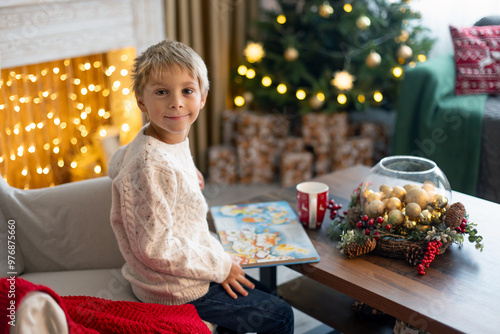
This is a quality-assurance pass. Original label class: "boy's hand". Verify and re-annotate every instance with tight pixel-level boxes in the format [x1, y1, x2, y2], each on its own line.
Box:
[196, 169, 205, 190]
[221, 262, 255, 299]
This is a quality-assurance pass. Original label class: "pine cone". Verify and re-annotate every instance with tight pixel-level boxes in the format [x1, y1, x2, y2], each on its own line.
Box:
[346, 207, 362, 227]
[444, 202, 466, 229]
[343, 238, 376, 258]
[405, 244, 424, 266]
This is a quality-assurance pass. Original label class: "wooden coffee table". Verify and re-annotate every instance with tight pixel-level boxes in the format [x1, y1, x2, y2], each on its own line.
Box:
[247, 165, 500, 334]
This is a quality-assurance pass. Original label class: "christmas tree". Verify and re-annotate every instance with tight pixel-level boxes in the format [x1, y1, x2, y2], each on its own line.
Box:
[231, 0, 435, 114]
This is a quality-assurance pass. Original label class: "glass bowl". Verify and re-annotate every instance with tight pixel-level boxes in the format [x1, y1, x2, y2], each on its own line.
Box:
[360, 155, 452, 233]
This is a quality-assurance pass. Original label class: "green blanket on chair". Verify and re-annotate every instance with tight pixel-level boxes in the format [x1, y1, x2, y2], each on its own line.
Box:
[392, 55, 487, 196]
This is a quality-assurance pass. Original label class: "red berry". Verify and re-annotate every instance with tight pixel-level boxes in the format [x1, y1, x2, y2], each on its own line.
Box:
[376, 216, 384, 224]
[368, 218, 375, 226]
[356, 221, 363, 229]
[365, 228, 371, 235]
[343, 210, 348, 215]
[329, 199, 335, 205]
[362, 215, 369, 222]
[385, 224, 391, 231]
[374, 232, 380, 240]
[462, 218, 467, 223]
[332, 210, 338, 216]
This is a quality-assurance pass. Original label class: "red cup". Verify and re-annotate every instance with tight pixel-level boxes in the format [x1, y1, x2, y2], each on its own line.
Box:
[296, 181, 329, 229]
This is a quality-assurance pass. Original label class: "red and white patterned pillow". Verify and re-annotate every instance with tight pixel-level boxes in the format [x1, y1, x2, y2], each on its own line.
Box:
[450, 25, 500, 95]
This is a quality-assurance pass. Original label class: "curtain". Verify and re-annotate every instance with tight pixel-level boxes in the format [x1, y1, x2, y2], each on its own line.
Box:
[163, 0, 259, 173]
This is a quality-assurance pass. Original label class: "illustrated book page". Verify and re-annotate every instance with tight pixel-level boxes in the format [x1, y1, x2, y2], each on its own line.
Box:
[210, 201, 320, 268]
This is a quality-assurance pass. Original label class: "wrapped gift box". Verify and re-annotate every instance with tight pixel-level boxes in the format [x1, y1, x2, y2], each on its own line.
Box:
[331, 137, 374, 170]
[280, 151, 314, 187]
[208, 145, 238, 184]
[236, 136, 276, 184]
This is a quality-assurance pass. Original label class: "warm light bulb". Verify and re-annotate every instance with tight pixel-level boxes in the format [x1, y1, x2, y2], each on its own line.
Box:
[100, 129, 107, 137]
[277, 84, 287, 94]
[358, 94, 366, 103]
[120, 69, 128, 76]
[53, 146, 60, 154]
[121, 123, 131, 132]
[234, 96, 245, 107]
[122, 88, 130, 95]
[296, 89, 306, 100]
[244, 42, 265, 63]
[88, 84, 95, 91]
[94, 165, 102, 174]
[418, 54, 427, 62]
[98, 109, 105, 117]
[344, 4, 352, 12]
[277, 15, 286, 24]
[28, 146, 35, 153]
[81, 146, 88, 154]
[337, 94, 347, 104]
[316, 92, 325, 101]
[261, 76, 272, 87]
[84, 63, 91, 70]
[237, 65, 247, 76]
[53, 67, 60, 74]
[81, 88, 88, 95]
[43, 167, 50, 175]
[245, 69, 256, 79]
[373, 91, 383, 102]
[21, 169, 28, 176]
[58, 159, 64, 167]
[392, 66, 403, 78]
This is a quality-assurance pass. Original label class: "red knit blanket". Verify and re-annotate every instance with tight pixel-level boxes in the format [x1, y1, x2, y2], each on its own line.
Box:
[0, 277, 211, 334]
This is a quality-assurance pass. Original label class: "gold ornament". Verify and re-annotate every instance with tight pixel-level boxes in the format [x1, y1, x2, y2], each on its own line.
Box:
[397, 45, 413, 60]
[405, 188, 429, 209]
[356, 15, 371, 30]
[365, 51, 381, 68]
[386, 197, 402, 211]
[243, 91, 253, 103]
[391, 186, 406, 201]
[388, 209, 404, 225]
[319, 2, 334, 18]
[419, 210, 432, 225]
[284, 46, 299, 62]
[244, 42, 265, 63]
[309, 94, 325, 109]
[331, 70, 355, 91]
[396, 30, 410, 43]
[403, 217, 417, 229]
[405, 202, 421, 220]
[433, 194, 448, 209]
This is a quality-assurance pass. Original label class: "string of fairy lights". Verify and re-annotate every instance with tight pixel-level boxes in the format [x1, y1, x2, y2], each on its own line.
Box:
[0, 48, 143, 189]
[232, 2, 428, 110]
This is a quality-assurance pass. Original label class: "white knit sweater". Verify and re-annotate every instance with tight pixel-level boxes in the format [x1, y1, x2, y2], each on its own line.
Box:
[108, 126, 232, 305]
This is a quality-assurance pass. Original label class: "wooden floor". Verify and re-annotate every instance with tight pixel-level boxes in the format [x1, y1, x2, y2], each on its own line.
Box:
[203, 181, 394, 334]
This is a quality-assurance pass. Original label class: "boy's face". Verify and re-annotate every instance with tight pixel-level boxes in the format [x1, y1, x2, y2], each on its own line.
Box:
[137, 67, 207, 144]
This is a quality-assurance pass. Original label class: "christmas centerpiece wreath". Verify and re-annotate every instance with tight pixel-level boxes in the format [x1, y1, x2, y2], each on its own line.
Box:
[327, 156, 484, 275]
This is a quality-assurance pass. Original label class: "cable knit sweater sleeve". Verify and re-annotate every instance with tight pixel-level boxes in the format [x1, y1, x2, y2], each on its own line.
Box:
[115, 160, 231, 283]
[109, 131, 232, 304]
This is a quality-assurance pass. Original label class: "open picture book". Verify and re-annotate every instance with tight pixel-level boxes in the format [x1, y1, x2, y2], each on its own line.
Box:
[210, 201, 320, 268]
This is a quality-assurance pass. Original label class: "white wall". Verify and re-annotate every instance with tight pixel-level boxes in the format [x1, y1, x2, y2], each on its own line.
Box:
[0, 0, 165, 69]
[413, 0, 500, 58]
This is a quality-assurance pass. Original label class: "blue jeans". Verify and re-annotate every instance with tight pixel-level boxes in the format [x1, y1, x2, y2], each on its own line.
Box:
[189, 276, 294, 334]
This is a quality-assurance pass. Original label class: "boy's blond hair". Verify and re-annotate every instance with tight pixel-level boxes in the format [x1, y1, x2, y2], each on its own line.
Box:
[132, 39, 209, 97]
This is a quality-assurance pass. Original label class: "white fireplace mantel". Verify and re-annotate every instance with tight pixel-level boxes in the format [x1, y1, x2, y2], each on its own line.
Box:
[0, 0, 165, 69]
